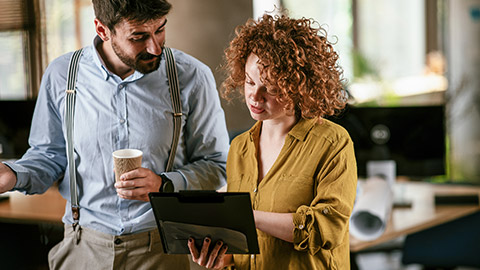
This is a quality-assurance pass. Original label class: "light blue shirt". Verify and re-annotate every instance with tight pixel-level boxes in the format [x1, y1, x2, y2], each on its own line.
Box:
[5, 37, 229, 235]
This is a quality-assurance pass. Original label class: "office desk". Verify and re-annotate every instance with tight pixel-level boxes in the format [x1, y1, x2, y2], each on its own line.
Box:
[350, 181, 480, 252]
[1, 182, 479, 252]
[0, 187, 65, 269]
[0, 186, 66, 224]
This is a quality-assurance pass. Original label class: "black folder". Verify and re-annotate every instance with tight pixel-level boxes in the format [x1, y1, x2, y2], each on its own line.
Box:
[149, 191, 259, 254]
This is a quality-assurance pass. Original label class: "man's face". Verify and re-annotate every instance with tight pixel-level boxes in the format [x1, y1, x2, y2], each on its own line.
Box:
[110, 17, 167, 74]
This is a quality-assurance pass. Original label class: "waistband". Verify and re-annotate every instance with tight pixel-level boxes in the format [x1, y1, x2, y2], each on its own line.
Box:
[64, 224, 162, 249]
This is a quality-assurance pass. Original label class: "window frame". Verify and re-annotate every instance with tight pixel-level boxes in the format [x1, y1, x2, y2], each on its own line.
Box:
[0, 0, 46, 99]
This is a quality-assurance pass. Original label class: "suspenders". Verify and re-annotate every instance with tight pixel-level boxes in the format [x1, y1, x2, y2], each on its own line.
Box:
[65, 47, 182, 227]
[65, 48, 83, 226]
[163, 47, 183, 172]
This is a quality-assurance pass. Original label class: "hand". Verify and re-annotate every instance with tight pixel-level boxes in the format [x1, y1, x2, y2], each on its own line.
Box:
[0, 163, 17, 193]
[188, 237, 233, 269]
[115, 167, 162, 201]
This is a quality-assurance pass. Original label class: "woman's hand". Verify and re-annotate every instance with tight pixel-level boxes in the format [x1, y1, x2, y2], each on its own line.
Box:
[188, 237, 233, 269]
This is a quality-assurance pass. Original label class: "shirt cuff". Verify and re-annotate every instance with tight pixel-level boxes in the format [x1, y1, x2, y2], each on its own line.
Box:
[161, 171, 186, 192]
[2, 161, 27, 190]
[292, 207, 321, 254]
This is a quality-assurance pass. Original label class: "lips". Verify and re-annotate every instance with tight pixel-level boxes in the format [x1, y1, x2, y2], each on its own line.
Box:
[140, 56, 157, 63]
[249, 104, 265, 114]
[138, 53, 158, 62]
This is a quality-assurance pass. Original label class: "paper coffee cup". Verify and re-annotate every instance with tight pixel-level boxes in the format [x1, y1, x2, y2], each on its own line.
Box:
[113, 149, 143, 183]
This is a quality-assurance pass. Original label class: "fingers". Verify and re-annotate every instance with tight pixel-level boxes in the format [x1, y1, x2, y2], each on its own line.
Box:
[114, 168, 144, 190]
[116, 187, 150, 201]
[213, 245, 229, 269]
[187, 238, 199, 260]
[198, 237, 211, 266]
[120, 167, 148, 181]
[114, 180, 136, 190]
[205, 240, 223, 268]
[189, 237, 229, 269]
[114, 168, 162, 201]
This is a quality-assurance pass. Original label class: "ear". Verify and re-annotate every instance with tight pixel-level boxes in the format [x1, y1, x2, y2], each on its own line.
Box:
[94, 18, 111, 41]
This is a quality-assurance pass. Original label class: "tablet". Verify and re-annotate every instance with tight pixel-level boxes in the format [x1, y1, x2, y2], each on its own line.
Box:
[149, 191, 259, 254]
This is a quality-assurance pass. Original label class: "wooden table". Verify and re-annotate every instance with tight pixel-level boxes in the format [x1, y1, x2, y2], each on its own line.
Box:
[1, 181, 479, 252]
[0, 186, 66, 224]
[350, 180, 480, 252]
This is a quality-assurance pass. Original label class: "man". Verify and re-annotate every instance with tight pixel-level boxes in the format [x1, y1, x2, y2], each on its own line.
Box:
[0, 0, 229, 269]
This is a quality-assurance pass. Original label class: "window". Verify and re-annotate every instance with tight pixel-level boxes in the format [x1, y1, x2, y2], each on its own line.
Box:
[254, 0, 447, 106]
[44, 0, 95, 63]
[0, 0, 45, 100]
[0, 0, 95, 100]
[350, 0, 446, 106]
[282, 0, 353, 83]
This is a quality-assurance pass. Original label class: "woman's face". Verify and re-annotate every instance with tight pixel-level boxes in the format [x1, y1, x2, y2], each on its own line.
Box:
[244, 54, 290, 122]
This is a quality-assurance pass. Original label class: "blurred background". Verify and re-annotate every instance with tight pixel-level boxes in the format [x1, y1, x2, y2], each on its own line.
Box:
[1, 0, 480, 269]
[1, 0, 479, 185]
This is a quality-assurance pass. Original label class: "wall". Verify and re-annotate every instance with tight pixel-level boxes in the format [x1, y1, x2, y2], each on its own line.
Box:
[166, 0, 255, 135]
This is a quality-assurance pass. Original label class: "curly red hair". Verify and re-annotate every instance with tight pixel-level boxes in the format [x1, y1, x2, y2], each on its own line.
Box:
[222, 14, 347, 119]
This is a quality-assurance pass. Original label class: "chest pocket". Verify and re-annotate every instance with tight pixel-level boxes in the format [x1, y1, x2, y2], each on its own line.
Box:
[270, 174, 314, 212]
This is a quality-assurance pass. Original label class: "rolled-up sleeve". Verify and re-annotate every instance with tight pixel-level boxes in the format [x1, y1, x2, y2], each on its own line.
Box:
[292, 138, 357, 255]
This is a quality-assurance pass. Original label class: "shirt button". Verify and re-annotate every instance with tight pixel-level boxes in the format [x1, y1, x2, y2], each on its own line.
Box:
[251, 254, 254, 259]
[322, 208, 329, 215]
[253, 187, 257, 193]
[298, 224, 305, 230]
[118, 85, 124, 89]
[120, 119, 125, 124]
[114, 238, 122, 245]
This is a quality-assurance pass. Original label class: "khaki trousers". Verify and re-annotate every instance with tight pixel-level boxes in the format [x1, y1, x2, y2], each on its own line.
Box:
[48, 224, 189, 270]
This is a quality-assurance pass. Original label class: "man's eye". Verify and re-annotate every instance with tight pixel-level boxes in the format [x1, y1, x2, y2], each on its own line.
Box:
[131, 36, 147, 42]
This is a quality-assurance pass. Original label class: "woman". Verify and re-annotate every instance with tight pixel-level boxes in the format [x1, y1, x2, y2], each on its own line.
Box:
[188, 14, 357, 270]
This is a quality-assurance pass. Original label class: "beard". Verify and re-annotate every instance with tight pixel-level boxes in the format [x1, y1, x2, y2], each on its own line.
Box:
[111, 39, 162, 74]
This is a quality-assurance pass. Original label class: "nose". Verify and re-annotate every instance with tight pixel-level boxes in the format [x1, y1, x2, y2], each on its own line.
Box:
[146, 36, 163, 56]
[249, 85, 266, 103]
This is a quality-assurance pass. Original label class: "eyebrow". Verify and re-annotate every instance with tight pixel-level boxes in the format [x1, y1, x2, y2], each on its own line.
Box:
[245, 72, 253, 81]
[129, 19, 168, 36]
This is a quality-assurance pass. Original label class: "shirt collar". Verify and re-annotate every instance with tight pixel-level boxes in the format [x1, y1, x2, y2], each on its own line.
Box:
[248, 117, 318, 143]
[91, 35, 146, 82]
[248, 121, 262, 142]
[92, 36, 111, 80]
[288, 118, 318, 141]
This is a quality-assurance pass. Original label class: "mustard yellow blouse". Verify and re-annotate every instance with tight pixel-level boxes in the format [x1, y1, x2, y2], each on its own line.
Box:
[227, 118, 357, 270]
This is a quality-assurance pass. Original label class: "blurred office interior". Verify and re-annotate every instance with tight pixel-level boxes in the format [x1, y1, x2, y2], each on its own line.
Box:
[0, 0, 479, 269]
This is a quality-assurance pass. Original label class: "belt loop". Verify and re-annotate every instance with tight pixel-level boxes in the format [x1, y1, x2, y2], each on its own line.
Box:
[73, 224, 82, 245]
[147, 231, 153, 252]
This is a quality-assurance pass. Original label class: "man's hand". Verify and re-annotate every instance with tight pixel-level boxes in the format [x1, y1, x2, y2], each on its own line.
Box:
[0, 163, 17, 193]
[114, 167, 162, 201]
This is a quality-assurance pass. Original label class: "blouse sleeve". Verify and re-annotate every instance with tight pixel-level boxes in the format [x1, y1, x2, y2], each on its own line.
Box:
[292, 137, 357, 255]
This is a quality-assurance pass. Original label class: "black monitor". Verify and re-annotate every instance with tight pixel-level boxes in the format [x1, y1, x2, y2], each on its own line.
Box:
[327, 105, 446, 179]
[0, 99, 37, 159]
